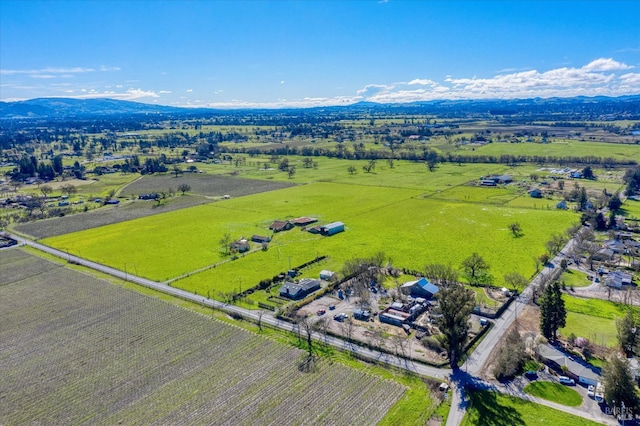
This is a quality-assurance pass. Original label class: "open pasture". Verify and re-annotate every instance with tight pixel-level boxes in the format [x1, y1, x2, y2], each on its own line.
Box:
[0, 249, 406, 426]
[445, 139, 640, 162]
[121, 172, 296, 198]
[43, 180, 576, 298]
[558, 294, 636, 347]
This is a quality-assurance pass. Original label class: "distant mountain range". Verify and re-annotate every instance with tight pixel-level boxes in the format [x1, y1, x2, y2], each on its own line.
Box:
[1, 95, 639, 119]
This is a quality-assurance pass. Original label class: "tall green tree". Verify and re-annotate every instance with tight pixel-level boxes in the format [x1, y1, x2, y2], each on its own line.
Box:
[539, 281, 566, 341]
[616, 310, 639, 357]
[603, 356, 640, 418]
[436, 281, 475, 368]
[461, 252, 490, 285]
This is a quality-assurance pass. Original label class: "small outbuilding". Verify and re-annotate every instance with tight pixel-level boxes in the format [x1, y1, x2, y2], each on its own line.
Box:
[320, 270, 336, 281]
[269, 220, 294, 233]
[529, 188, 543, 198]
[321, 221, 345, 236]
[251, 235, 271, 244]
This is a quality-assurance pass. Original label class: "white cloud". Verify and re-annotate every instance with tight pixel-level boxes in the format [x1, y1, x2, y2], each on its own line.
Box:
[355, 57, 640, 104]
[158, 90, 172, 94]
[186, 89, 193, 92]
[582, 58, 632, 71]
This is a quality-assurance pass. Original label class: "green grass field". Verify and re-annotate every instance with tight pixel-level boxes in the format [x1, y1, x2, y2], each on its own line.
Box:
[43, 179, 576, 301]
[558, 294, 637, 347]
[560, 269, 592, 288]
[462, 390, 601, 426]
[523, 381, 582, 406]
[447, 139, 640, 162]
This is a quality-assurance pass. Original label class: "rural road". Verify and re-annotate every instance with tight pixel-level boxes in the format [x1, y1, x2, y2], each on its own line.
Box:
[7, 231, 615, 425]
[7, 233, 451, 382]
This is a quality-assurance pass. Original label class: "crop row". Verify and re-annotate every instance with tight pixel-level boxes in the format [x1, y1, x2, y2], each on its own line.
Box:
[1, 249, 405, 425]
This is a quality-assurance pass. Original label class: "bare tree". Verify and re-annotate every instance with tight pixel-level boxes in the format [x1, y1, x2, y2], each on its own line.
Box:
[40, 185, 53, 198]
[60, 184, 77, 197]
[177, 183, 191, 195]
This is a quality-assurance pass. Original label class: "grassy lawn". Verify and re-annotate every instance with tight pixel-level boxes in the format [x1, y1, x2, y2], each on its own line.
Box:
[560, 312, 617, 347]
[462, 390, 602, 426]
[523, 381, 582, 406]
[563, 294, 637, 319]
[561, 269, 592, 288]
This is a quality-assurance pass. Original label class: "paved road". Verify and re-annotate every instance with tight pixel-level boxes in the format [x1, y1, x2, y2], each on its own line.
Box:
[445, 236, 581, 426]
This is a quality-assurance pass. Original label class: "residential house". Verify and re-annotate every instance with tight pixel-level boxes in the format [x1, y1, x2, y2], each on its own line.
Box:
[605, 270, 633, 289]
[279, 278, 321, 300]
[230, 239, 250, 253]
[537, 343, 600, 386]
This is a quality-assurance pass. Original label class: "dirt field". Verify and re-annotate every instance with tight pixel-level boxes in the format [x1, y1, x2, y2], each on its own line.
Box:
[14, 174, 296, 239]
[121, 173, 296, 198]
[0, 248, 406, 425]
[14, 194, 212, 239]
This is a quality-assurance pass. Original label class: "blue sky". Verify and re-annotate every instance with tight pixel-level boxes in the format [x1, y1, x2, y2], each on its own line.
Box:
[1, 0, 639, 107]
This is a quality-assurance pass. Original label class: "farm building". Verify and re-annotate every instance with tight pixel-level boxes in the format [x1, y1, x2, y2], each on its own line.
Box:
[321, 222, 345, 236]
[230, 239, 250, 253]
[292, 217, 318, 226]
[379, 309, 411, 327]
[529, 188, 543, 198]
[401, 277, 439, 299]
[605, 270, 633, 289]
[537, 344, 600, 385]
[251, 235, 271, 244]
[307, 225, 323, 234]
[279, 278, 321, 300]
[269, 220, 294, 233]
[480, 179, 497, 187]
[484, 175, 512, 185]
[320, 270, 336, 281]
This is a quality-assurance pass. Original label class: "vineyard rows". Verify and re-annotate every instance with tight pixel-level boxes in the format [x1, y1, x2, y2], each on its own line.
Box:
[1, 250, 406, 425]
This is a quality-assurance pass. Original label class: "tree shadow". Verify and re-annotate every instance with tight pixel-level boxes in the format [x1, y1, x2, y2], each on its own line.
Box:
[463, 389, 526, 426]
[450, 369, 525, 426]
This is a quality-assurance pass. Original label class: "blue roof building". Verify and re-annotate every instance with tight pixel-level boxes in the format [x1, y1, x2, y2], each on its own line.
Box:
[321, 221, 345, 236]
[401, 277, 439, 299]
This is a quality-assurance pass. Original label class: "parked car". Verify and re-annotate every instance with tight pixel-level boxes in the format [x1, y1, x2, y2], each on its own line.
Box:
[333, 313, 348, 322]
[328, 304, 336, 310]
[524, 370, 538, 380]
[558, 376, 575, 385]
[316, 309, 326, 316]
[587, 385, 595, 398]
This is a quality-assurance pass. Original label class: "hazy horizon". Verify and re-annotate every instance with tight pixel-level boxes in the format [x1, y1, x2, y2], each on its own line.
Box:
[2, 1, 639, 108]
